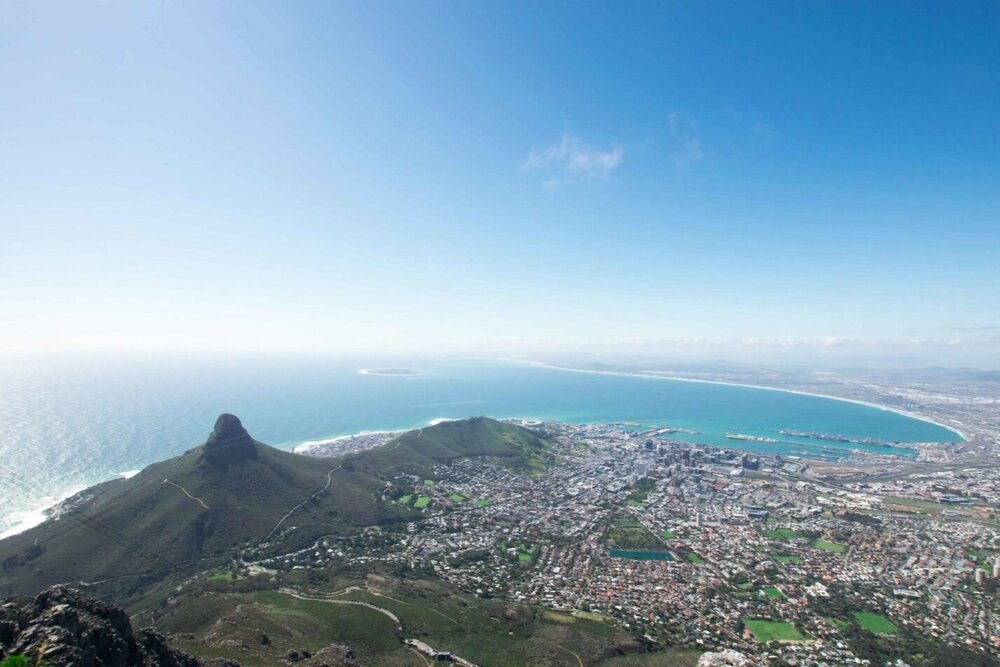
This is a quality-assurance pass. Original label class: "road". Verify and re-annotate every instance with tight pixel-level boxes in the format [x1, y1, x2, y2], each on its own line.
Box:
[263, 465, 342, 541]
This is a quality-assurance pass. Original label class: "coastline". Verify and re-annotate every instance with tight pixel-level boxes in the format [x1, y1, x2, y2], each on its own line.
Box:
[0, 362, 966, 541]
[515, 359, 968, 442]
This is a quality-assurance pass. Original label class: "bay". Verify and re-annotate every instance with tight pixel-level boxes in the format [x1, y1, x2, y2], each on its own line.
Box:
[0, 355, 960, 537]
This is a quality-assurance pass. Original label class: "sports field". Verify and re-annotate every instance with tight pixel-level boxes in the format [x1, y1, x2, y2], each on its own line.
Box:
[745, 620, 806, 642]
[813, 539, 847, 553]
[853, 612, 898, 634]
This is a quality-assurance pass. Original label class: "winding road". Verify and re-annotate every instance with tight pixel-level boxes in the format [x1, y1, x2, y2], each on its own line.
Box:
[263, 465, 341, 542]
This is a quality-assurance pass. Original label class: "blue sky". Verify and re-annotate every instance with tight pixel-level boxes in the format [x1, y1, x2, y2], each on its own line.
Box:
[1, 2, 998, 361]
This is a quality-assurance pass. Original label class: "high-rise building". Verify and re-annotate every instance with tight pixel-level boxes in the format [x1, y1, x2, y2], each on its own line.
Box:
[976, 568, 987, 585]
[993, 558, 1000, 579]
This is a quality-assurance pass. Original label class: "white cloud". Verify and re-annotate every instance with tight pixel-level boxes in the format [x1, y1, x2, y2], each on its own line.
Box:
[522, 133, 623, 188]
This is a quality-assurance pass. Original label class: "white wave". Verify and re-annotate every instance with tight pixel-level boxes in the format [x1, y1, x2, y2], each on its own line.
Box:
[0, 484, 87, 540]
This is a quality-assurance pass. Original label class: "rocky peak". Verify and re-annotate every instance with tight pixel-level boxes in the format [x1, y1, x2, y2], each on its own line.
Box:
[0, 585, 212, 666]
[201, 414, 257, 467]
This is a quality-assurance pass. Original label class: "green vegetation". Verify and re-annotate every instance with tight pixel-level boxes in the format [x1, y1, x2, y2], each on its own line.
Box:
[773, 554, 803, 564]
[686, 552, 705, 564]
[572, 609, 608, 622]
[764, 528, 803, 540]
[604, 518, 664, 551]
[0, 656, 27, 667]
[625, 477, 655, 505]
[356, 418, 554, 481]
[967, 548, 994, 564]
[476, 498, 491, 507]
[813, 539, 847, 553]
[824, 616, 850, 631]
[659, 529, 677, 540]
[745, 619, 807, 642]
[0, 415, 554, 605]
[414, 496, 431, 508]
[397, 494, 412, 504]
[448, 493, 466, 502]
[883, 496, 941, 513]
[543, 610, 576, 624]
[162, 575, 640, 667]
[762, 586, 786, 599]
[852, 611, 898, 634]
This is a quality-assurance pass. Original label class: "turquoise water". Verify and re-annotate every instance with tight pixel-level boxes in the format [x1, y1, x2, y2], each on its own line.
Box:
[0, 355, 960, 537]
[608, 550, 675, 561]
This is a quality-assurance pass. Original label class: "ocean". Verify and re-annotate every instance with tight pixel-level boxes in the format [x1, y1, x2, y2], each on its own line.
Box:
[0, 355, 961, 538]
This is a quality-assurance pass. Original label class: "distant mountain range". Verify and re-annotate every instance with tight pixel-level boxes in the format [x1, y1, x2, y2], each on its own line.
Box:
[0, 414, 550, 604]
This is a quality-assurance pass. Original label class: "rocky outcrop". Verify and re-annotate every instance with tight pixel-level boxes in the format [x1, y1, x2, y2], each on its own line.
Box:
[697, 649, 758, 667]
[300, 643, 363, 667]
[0, 586, 219, 666]
[201, 414, 257, 467]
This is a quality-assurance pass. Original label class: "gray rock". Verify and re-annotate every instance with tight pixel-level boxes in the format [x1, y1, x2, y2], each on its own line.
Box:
[0, 586, 210, 666]
[696, 648, 758, 667]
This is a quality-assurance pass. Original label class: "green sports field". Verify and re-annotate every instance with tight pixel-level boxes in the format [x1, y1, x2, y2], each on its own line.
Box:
[764, 528, 802, 540]
[773, 554, 803, 564]
[853, 611, 898, 634]
[745, 619, 806, 642]
[813, 539, 847, 553]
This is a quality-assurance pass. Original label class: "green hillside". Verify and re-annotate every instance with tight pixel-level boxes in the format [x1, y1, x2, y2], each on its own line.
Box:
[0, 414, 550, 603]
[351, 416, 553, 478]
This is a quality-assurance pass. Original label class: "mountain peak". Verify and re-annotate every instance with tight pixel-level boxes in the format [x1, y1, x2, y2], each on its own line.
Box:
[202, 413, 256, 466]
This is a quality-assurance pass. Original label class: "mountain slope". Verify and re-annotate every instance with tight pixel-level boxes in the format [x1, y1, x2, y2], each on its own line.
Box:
[0, 415, 549, 602]
[350, 416, 552, 478]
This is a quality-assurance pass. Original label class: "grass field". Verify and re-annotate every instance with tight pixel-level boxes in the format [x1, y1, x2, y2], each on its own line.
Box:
[544, 611, 576, 624]
[413, 496, 431, 508]
[686, 552, 705, 564]
[397, 495, 412, 505]
[572, 610, 609, 622]
[773, 554, 803, 564]
[764, 528, 802, 540]
[423, 479, 435, 486]
[762, 586, 786, 599]
[813, 539, 847, 553]
[745, 619, 806, 642]
[660, 529, 677, 540]
[448, 493, 465, 502]
[883, 496, 940, 513]
[853, 611, 898, 634]
[476, 498, 491, 507]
